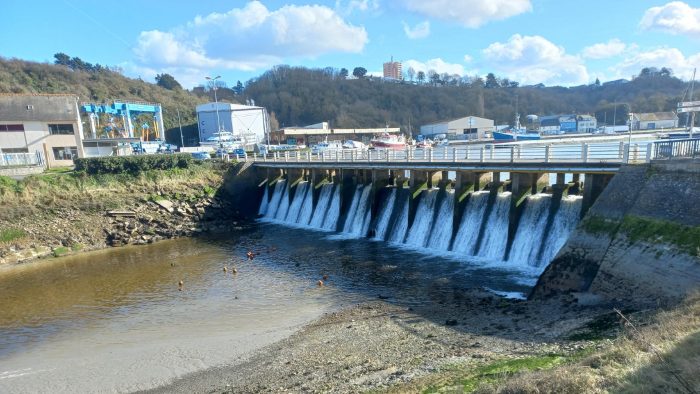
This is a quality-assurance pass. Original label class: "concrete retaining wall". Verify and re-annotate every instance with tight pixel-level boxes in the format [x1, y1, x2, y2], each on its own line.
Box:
[532, 159, 700, 306]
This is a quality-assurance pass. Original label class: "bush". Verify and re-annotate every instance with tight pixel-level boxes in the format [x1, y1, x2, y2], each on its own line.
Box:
[74, 154, 194, 175]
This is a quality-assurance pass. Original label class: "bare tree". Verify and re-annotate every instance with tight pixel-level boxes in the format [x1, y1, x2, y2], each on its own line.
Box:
[407, 67, 416, 82]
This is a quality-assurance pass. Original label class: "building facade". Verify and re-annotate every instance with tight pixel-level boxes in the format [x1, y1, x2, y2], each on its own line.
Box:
[382, 58, 402, 80]
[420, 116, 494, 140]
[632, 112, 678, 130]
[577, 115, 597, 133]
[0, 94, 85, 166]
[272, 123, 401, 146]
[196, 103, 267, 146]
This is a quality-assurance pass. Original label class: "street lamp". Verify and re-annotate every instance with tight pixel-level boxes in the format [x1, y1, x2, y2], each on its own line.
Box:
[205, 75, 222, 147]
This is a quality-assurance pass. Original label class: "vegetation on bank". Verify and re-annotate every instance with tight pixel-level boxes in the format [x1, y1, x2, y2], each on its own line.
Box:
[74, 154, 195, 175]
[0, 228, 27, 243]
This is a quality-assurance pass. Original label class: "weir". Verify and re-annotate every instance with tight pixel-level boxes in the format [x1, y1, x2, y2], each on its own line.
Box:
[254, 160, 615, 272]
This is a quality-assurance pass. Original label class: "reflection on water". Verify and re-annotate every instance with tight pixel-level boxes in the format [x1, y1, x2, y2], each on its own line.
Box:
[0, 225, 531, 392]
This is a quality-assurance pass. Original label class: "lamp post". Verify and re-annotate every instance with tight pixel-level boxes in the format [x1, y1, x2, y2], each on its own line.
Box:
[205, 75, 222, 147]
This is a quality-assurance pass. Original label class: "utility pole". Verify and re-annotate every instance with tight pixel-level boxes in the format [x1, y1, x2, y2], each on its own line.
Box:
[205, 75, 222, 148]
[176, 108, 184, 148]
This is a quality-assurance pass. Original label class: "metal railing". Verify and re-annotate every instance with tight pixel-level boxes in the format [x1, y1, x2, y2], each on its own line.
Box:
[0, 151, 46, 168]
[241, 141, 657, 165]
[651, 138, 700, 160]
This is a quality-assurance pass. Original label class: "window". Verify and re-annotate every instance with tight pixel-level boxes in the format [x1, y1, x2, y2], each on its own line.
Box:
[49, 124, 74, 135]
[0, 124, 24, 132]
[52, 146, 79, 161]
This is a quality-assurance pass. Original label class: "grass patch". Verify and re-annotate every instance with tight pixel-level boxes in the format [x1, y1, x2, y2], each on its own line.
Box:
[581, 215, 619, 237]
[52, 246, 69, 257]
[70, 243, 83, 252]
[620, 215, 700, 256]
[423, 352, 590, 394]
[567, 310, 634, 341]
[0, 228, 27, 243]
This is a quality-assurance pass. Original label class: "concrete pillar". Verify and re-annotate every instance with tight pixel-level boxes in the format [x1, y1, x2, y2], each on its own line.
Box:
[581, 173, 613, 218]
[490, 171, 505, 192]
[427, 171, 442, 189]
[551, 173, 570, 199]
[568, 173, 582, 195]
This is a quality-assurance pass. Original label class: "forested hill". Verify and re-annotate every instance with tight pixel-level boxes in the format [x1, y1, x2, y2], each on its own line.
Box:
[0, 56, 214, 144]
[244, 65, 692, 131]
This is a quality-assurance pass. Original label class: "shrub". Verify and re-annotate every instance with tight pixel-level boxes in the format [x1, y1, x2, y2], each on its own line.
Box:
[74, 154, 195, 175]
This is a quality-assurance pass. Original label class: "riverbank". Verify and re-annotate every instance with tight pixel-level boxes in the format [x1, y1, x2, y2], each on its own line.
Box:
[147, 290, 699, 393]
[0, 162, 241, 265]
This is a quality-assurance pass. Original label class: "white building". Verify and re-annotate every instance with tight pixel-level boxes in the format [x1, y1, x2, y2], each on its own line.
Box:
[196, 102, 267, 146]
[631, 112, 678, 130]
[420, 116, 494, 140]
[0, 94, 85, 167]
[577, 115, 597, 133]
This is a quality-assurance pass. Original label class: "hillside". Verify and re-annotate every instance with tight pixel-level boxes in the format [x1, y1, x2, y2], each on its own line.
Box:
[243, 65, 693, 131]
[0, 56, 216, 145]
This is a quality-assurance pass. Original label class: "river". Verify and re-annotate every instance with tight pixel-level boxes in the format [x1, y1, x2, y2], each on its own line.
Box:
[0, 225, 532, 393]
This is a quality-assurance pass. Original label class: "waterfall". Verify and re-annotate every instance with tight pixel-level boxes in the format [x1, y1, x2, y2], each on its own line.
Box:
[297, 182, 315, 226]
[388, 192, 409, 244]
[426, 190, 454, 251]
[321, 184, 341, 231]
[257, 186, 269, 216]
[475, 192, 511, 260]
[405, 190, 439, 248]
[263, 180, 286, 219]
[284, 182, 309, 224]
[309, 183, 333, 228]
[373, 189, 396, 240]
[507, 194, 552, 266]
[536, 195, 582, 267]
[452, 191, 490, 255]
[342, 185, 372, 237]
[274, 185, 290, 221]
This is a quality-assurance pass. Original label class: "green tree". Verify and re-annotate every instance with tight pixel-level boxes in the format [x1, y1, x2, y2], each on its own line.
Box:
[417, 71, 425, 84]
[155, 73, 182, 90]
[485, 73, 499, 88]
[352, 67, 367, 78]
[339, 68, 349, 79]
[234, 80, 244, 95]
[53, 53, 71, 67]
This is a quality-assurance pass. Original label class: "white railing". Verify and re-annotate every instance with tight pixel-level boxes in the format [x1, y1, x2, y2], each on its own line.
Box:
[240, 141, 658, 165]
[0, 151, 46, 168]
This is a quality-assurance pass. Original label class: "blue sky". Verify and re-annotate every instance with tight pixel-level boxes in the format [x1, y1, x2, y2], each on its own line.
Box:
[1, 0, 699, 88]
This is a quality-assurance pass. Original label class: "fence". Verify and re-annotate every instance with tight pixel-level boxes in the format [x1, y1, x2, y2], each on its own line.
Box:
[242, 141, 656, 165]
[651, 138, 700, 160]
[0, 151, 46, 168]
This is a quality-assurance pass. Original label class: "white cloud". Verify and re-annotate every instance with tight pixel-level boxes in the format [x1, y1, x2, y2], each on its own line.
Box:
[581, 39, 627, 59]
[132, 1, 368, 85]
[640, 1, 700, 38]
[482, 34, 588, 86]
[402, 21, 430, 39]
[404, 58, 466, 76]
[463, 54, 473, 63]
[612, 47, 700, 80]
[335, 0, 380, 14]
[397, 0, 531, 28]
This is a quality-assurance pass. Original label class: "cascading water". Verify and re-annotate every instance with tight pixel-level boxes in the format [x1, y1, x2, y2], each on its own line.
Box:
[388, 193, 409, 244]
[258, 186, 269, 216]
[475, 192, 511, 260]
[274, 185, 290, 221]
[309, 183, 334, 228]
[297, 183, 315, 226]
[426, 190, 454, 251]
[451, 191, 490, 255]
[263, 180, 286, 219]
[507, 194, 553, 266]
[373, 189, 396, 240]
[342, 185, 372, 237]
[321, 184, 341, 231]
[284, 181, 309, 224]
[536, 195, 582, 267]
[404, 190, 439, 248]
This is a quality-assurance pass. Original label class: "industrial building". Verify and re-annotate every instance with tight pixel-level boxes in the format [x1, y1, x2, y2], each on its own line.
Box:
[0, 94, 85, 166]
[272, 122, 401, 146]
[196, 102, 267, 146]
[420, 116, 494, 140]
[631, 112, 678, 130]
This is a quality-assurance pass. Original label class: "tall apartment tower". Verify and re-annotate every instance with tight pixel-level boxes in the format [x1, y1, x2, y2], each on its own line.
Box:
[383, 57, 402, 80]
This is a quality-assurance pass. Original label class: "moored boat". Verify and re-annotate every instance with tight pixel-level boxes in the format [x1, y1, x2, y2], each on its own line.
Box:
[370, 133, 406, 149]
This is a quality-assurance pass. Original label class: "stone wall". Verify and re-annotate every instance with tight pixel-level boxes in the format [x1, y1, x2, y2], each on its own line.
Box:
[532, 159, 700, 306]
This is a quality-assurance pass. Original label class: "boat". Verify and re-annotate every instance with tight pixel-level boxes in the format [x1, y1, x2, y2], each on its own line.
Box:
[311, 141, 343, 154]
[202, 131, 242, 145]
[342, 140, 366, 149]
[493, 113, 540, 142]
[370, 133, 406, 150]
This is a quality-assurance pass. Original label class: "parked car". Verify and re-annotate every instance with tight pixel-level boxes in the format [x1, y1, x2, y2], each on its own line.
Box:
[233, 148, 246, 157]
[191, 151, 210, 160]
